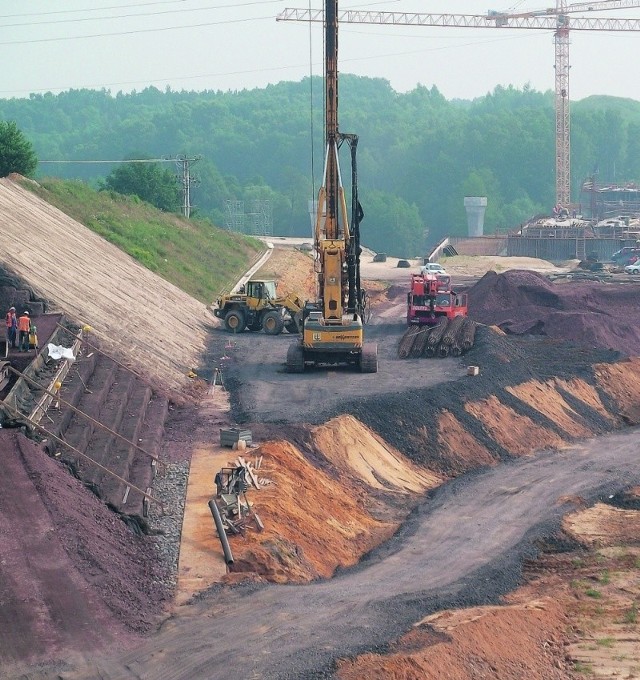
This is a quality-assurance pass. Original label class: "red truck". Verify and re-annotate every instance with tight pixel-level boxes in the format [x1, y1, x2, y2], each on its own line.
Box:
[406, 273, 468, 326]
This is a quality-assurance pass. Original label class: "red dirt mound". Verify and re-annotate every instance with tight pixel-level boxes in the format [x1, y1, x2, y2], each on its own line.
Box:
[468, 270, 640, 355]
[225, 439, 396, 583]
[337, 598, 573, 680]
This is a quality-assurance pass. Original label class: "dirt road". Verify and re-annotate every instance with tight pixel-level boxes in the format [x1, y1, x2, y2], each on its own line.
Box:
[217, 258, 479, 424]
[61, 425, 640, 679]
[221, 318, 466, 424]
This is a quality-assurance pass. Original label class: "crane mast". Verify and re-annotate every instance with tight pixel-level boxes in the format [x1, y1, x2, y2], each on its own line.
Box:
[555, 3, 571, 208]
[316, 0, 350, 322]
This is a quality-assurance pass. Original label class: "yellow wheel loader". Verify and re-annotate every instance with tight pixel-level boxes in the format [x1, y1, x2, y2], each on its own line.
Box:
[214, 279, 304, 335]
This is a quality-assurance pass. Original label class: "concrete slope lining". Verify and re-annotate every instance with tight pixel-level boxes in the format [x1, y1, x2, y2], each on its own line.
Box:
[0, 177, 213, 393]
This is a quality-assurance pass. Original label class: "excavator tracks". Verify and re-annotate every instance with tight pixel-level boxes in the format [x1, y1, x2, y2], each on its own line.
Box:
[286, 342, 305, 373]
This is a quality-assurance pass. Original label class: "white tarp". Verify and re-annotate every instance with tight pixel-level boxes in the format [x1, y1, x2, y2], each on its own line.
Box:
[47, 343, 76, 361]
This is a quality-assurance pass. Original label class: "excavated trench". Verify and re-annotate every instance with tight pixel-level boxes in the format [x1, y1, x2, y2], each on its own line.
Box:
[207, 270, 640, 593]
[42, 428, 640, 680]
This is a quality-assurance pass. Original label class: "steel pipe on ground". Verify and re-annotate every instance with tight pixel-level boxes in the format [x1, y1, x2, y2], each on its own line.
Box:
[208, 499, 234, 565]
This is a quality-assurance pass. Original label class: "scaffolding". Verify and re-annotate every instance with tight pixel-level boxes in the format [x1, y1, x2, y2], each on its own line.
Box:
[225, 200, 245, 232]
[246, 199, 273, 236]
[581, 179, 640, 221]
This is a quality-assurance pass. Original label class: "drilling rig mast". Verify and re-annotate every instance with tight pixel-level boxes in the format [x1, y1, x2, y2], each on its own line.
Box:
[285, 0, 377, 374]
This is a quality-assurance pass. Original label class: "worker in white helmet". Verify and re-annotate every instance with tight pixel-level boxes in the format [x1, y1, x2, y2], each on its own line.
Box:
[17, 310, 31, 352]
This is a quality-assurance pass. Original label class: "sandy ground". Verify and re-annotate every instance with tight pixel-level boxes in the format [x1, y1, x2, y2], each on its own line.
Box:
[175, 389, 231, 604]
[360, 252, 575, 284]
[257, 235, 575, 286]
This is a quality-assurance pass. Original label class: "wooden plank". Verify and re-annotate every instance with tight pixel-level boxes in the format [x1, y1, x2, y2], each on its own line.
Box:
[237, 456, 261, 489]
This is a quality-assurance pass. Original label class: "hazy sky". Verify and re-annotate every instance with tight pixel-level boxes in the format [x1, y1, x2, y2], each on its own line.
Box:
[5, 1, 640, 101]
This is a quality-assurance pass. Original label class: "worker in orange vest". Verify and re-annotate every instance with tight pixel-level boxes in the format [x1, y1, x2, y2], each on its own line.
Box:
[17, 310, 31, 352]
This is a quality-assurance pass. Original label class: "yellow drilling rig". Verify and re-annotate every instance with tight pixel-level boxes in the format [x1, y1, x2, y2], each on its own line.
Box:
[286, 0, 377, 373]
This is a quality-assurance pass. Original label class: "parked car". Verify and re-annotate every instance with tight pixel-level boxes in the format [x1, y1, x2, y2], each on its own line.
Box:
[625, 262, 640, 274]
[420, 262, 447, 276]
[613, 247, 640, 267]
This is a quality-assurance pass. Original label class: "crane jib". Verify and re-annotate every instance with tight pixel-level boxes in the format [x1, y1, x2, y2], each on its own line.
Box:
[280, 2, 640, 210]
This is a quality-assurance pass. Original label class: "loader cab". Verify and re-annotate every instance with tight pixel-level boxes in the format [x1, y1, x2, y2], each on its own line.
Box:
[246, 280, 277, 302]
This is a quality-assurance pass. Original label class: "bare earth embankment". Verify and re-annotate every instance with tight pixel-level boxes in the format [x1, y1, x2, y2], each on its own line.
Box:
[2, 190, 640, 679]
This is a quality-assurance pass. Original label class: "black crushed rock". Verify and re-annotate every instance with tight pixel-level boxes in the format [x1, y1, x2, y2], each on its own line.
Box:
[333, 326, 622, 476]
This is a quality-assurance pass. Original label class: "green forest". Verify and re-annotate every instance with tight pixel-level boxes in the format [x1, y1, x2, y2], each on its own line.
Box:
[2, 76, 640, 257]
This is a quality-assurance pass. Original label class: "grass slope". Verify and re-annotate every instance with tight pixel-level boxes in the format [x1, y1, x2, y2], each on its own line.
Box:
[21, 177, 264, 303]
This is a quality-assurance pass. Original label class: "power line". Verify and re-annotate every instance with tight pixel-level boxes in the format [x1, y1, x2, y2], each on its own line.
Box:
[0, 31, 543, 97]
[175, 154, 202, 218]
[6, 62, 306, 96]
[0, 0, 393, 22]
[0, 0, 187, 19]
[38, 158, 177, 164]
[0, 15, 274, 46]
[0, 0, 285, 29]
[38, 155, 202, 220]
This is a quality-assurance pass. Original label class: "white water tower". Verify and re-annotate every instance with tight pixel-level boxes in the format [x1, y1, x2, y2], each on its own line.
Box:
[464, 196, 487, 237]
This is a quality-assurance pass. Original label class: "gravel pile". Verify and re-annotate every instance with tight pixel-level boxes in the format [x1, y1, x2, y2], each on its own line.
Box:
[148, 460, 190, 591]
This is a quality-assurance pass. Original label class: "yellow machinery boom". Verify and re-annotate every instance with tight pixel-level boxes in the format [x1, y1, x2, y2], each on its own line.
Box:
[286, 0, 377, 374]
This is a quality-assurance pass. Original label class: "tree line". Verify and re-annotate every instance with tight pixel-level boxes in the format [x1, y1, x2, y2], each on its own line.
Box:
[1, 77, 639, 257]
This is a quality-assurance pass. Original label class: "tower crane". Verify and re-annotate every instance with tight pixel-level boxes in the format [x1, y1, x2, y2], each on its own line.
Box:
[278, 1, 640, 210]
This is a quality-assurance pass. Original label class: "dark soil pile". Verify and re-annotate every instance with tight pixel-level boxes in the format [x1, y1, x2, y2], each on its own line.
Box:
[339, 326, 622, 475]
[0, 430, 171, 671]
[468, 270, 640, 356]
